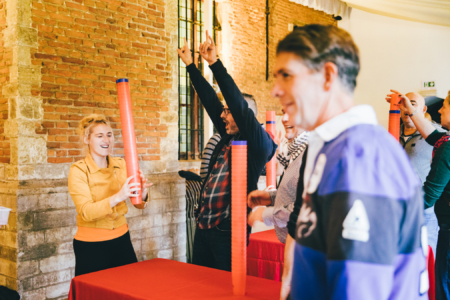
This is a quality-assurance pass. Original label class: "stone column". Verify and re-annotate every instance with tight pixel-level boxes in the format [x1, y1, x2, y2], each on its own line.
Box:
[0, 0, 46, 293]
[3, 0, 46, 178]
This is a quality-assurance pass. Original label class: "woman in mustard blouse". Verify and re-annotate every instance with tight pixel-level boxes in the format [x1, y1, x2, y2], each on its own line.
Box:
[68, 114, 152, 276]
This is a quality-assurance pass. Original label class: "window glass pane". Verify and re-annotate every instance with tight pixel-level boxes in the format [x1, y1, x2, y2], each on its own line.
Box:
[178, 0, 205, 160]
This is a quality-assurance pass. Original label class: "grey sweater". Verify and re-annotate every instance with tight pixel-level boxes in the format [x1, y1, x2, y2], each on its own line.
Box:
[262, 154, 303, 244]
[400, 122, 444, 184]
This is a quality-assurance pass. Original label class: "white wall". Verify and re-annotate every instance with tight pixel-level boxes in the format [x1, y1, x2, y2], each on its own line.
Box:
[339, 8, 450, 128]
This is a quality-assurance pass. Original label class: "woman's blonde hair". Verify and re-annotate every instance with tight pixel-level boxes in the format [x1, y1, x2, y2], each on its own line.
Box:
[78, 114, 114, 155]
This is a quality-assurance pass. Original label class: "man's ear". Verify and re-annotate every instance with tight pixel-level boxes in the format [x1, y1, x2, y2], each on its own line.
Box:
[423, 105, 428, 114]
[323, 62, 339, 92]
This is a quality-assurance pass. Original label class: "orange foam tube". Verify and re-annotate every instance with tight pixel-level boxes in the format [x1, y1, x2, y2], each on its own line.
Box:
[116, 78, 142, 204]
[231, 141, 247, 296]
[265, 111, 276, 188]
[389, 94, 401, 142]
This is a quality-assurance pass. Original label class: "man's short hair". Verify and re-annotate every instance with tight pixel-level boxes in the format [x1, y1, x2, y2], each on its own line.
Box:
[242, 93, 258, 116]
[276, 24, 360, 93]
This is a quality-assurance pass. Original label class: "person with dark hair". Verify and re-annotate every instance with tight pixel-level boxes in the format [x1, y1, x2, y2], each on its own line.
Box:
[177, 32, 277, 271]
[386, 89, 450, 300]
[273, 25, 427, 300]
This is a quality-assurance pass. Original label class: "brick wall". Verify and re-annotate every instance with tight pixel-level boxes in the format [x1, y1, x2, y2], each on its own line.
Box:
[216, 0, 336, 121]
[0, 0, 10, 164]
[32, 0, 171, 164]
[0, 0, 183, 298]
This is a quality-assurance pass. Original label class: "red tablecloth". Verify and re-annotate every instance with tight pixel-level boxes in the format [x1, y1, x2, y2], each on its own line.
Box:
[68, 258, 281, 300]
[247, 230, 285, 281]
[428, 245, 435, 300]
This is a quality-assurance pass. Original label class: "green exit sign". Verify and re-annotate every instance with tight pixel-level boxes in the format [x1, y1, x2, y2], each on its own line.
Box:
[422, 81, 436, 89]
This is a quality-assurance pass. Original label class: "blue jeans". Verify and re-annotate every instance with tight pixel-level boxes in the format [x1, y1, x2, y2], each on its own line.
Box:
[436, 223, 450, 300]
[425, 206, 439, 256]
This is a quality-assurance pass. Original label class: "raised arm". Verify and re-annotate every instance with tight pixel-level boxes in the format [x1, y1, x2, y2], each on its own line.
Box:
[386, 89, 435, 139]
[177, 38, 226, 136]
[199, 31, 276, 160]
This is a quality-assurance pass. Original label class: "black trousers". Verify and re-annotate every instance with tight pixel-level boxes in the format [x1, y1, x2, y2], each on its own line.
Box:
[73, 231, 138, 276]
[192, 219, 250, 272]
[193, 219, 233, 271]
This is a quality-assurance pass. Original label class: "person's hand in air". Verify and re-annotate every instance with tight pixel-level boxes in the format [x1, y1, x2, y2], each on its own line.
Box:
[177, 37, 194, 66]
[199, 30, 218, 66]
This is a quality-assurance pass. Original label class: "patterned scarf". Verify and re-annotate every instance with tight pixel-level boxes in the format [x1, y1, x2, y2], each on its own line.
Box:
[276, 131, 309, 169]
[432, 131, 450, 158]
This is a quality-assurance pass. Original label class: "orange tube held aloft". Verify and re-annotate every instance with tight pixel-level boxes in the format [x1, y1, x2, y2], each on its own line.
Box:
[231, 141, 247, 296]
[389, 94, 401, 142]
[265, 111, 276, 188]
[117, 78, 142, 205]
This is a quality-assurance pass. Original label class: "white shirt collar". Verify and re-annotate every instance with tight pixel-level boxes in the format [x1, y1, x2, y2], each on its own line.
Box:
[314, 105, 378, 142]
[302, 105, 378, 198]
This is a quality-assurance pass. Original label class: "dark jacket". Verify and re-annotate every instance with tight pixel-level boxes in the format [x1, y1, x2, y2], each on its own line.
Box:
[424, 130, 450, 225]
[186, 60, 277, 206]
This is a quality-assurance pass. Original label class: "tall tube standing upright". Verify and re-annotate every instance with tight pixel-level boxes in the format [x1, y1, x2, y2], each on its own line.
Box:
[265, 111, 276, 188]
[116, 78, 142, 204]
[231, 141, 247, 296]
[389, 94, 401, 142]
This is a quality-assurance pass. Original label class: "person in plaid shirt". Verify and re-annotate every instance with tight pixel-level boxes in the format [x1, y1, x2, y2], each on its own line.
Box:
[177, 31, 277, 271]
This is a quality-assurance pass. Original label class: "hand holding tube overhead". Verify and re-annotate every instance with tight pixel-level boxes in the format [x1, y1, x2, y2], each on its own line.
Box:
[386, 89, 435, 139]
[385, 89, 415, 115]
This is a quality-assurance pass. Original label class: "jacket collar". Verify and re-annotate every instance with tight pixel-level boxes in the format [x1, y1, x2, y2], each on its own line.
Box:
[400, 124, 421, 138]
[314, 105, 378, 142]
[85, 153, 120, 173]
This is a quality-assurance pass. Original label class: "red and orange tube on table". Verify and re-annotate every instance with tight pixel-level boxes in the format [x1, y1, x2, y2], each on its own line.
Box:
[231, 141, 247, 296]
[116, 78, 142, 205]
[388, 94, 401, 142]
[265, 111, 276, 188]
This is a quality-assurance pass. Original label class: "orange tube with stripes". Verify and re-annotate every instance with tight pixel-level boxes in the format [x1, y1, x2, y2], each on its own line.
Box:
[116, 78, 142, 204]
[265, 111, 276, 188]
[389, 94, 401, 142]
[231, 141, 247, 296]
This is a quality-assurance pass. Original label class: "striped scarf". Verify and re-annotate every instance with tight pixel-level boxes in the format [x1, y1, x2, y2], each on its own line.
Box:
[276, 131, 309, 169]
